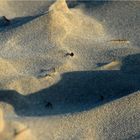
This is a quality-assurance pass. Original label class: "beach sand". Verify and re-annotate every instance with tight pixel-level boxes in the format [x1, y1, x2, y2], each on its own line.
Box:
[0, 0, 140, 139]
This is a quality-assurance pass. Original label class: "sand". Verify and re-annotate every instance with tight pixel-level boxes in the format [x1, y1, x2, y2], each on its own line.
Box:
[0, 0, 140, 140]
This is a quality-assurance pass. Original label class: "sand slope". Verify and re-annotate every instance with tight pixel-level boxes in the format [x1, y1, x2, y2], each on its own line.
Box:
[0, 0, 140, 140]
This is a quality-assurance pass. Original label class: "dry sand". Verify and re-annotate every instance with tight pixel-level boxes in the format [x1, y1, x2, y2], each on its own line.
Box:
[0, 0, 140, 140]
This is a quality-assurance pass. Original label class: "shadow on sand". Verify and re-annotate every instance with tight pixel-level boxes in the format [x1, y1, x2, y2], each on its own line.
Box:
[67, 0, 108, 9]
[0, 53, 140, 116]
[0, 13, 47, 32]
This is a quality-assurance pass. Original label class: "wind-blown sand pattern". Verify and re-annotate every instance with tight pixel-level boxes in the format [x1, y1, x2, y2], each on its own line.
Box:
[0, 0, 140, 140]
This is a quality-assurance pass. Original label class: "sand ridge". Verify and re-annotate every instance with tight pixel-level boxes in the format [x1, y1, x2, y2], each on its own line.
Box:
[0, 0, 109, 94]
[0, 0, 140, 140]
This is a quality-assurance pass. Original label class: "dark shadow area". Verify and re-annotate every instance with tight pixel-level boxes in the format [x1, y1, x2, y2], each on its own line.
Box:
[0, 13, 46, 32]
[0, 53, 140, 116]
[67, 0, 108, 9]
[126, 134, 140, 140]
[96, 62, 109, 67]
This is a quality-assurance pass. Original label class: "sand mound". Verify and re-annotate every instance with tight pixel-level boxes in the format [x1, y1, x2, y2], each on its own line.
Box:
[0, 0, 107, 94]
[47, 0, 105, 45]
[0, 0, 140, 140]
[49, 0, 69, 12]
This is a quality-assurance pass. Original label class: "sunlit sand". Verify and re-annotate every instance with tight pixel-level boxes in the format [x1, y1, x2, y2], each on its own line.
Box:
[0, 0, 140, 139]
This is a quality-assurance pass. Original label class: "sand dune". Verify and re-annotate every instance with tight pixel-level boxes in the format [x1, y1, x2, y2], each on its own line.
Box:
[0, 0, 108, 93]
[48, 0, 105, 43]
[0, 0, 140, 140]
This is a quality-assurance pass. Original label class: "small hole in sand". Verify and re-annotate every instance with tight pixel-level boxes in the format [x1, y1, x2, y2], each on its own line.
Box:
[100, 95, 104, 101]
[45, 102, 53, 109]
[65, 52, 74, 57]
